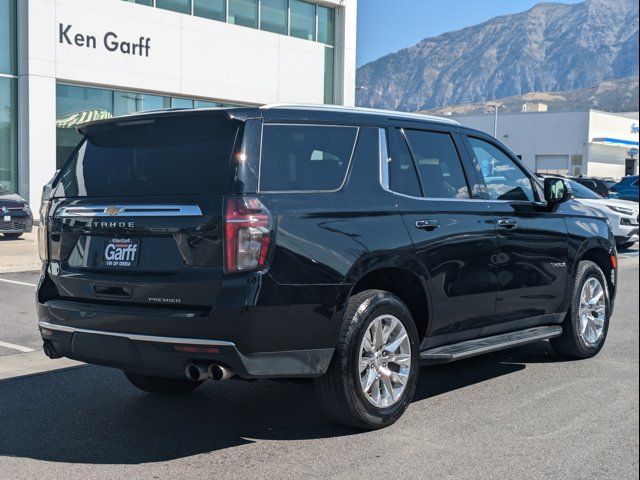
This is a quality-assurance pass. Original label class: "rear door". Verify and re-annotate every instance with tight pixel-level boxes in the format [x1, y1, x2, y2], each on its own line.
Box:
[461, 134, 569, 328]
[46, 113, 242, 310]
[385, 123, 497, 345]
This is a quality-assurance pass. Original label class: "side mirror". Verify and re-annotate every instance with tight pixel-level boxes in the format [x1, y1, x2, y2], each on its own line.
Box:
[544, 177, 572, 205]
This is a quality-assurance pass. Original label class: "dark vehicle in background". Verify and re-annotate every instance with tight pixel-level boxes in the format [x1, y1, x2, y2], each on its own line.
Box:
[38, 105, 618, 430]
[570, 176, 611, 198]
[0, 185, 33, 239]
[610, 175, 639, 202]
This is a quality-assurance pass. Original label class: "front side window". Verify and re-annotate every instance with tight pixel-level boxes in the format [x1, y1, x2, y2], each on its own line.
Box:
[260, 125, 357, 191]
[404, 130, 470, 199]
[228, 0, 258, 28]
[568, 180, 601, 199]
[468, 137, 535, 202]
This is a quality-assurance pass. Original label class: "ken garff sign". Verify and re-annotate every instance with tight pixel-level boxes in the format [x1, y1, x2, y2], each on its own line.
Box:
[59, 23, 151, 57]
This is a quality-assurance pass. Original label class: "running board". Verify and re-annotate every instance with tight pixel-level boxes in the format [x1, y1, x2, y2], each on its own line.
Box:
[419, 325, 563, 365]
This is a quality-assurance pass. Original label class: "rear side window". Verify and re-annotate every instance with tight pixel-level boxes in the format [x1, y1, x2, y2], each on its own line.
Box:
[54, 115, 239, 197]
[404, 129, 470, 199]
[388, 128, 422, 197]
[259, 125, 357, 192]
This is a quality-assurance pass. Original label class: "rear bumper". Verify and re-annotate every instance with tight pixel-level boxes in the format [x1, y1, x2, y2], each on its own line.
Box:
[36, 297, 337, 379]
[39, 320, 333, 379]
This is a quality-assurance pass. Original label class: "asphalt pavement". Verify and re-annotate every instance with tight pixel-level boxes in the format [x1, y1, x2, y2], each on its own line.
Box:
[0, 251, 638, 479]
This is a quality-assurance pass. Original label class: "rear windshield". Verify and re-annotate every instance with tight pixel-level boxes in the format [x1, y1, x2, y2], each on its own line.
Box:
[54, 115, 239, 197]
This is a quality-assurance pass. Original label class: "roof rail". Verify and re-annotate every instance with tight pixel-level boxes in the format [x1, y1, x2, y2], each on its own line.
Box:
[260, 103, 461, 126]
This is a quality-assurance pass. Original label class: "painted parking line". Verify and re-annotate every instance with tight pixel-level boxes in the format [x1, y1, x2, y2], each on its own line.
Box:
[0, 340, 35, 353]
[0, 277, 37, 288]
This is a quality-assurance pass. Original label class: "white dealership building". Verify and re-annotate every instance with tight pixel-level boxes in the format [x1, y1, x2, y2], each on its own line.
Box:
[1, 0, 357, 209]
[452, 109, 640, 179]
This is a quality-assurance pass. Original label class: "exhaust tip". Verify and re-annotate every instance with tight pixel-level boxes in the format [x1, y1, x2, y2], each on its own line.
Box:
[185, 363, 208, 382]
[43, 341, 62, 359]
[208, 364, 233, 381]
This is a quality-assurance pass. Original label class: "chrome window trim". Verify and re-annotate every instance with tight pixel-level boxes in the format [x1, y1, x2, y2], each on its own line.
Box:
[39, 321, 236, 347]
[54, 204, 203, 218]
[378, 128, 390, 191]
[257, 123, 360, 194]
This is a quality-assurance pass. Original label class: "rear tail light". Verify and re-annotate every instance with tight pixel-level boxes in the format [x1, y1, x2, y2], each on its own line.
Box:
[37, 199, 51, 262]
[224, 196, 272, 273]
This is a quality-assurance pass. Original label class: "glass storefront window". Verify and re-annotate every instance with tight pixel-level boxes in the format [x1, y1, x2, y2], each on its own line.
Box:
[56, 85, 114, 168]
[324, 46, 334, 104]
[261, 0, 288, 35]
[228, 0, 258, 29]
[156, 0, 192, 14]
[114, 91, 170, 116]
[122, 0, 154, 5]
[0, 77, 17, 193]
[171, 97, 195, 108]
[194, 100, 222, 108]
[194, 0, 226, 21]
[290, 0, 316, 41]
[1, 0, 17, 75]
[317, 5, 335, 46]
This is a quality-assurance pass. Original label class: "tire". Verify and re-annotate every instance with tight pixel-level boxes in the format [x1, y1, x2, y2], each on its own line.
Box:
[617, 241, 636, 250]
[124, 372, 203, 395]
[315, 289, 420, 430]
[550, 261, 610, 359]
[3, 232, 23, 239]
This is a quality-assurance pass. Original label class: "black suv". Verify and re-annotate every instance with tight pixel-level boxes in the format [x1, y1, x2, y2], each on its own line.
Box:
[37, 106, 617, 429]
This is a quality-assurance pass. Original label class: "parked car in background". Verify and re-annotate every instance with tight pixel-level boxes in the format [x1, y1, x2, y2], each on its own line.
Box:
[609, 175, 639, 202]
[570, 176, 611, 198]
[0, 185, 33, 239]
[602, 178, 618, 189]
[562, 178, 638, 249]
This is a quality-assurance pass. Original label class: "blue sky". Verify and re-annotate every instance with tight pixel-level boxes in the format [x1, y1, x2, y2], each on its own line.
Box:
[356, 0, 585, 67]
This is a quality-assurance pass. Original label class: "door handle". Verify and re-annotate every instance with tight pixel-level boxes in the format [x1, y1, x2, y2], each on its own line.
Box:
[497, 218, 518, 229]
[415, 219, 439, 231]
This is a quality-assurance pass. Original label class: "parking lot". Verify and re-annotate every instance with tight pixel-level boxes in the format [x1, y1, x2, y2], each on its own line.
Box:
[0, 236, 638, 479]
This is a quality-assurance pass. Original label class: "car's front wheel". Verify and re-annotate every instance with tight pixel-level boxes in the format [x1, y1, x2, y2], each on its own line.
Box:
[551, 260, 610, 359]
[315, 289, 420, 430]
[124, 372, 203, 395]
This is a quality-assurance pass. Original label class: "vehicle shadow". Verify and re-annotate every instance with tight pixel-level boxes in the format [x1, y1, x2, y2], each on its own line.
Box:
[0, 236, 25, 242]
[0, 342, 562, 465]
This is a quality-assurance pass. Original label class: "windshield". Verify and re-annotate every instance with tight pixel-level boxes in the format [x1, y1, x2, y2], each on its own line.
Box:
[568, 179, 602, 199]
[54, 114, 239, 198]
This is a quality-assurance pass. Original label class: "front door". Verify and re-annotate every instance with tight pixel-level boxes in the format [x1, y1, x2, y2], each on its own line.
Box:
[462, 134, 569, 330]
[384, 125, 497, 346]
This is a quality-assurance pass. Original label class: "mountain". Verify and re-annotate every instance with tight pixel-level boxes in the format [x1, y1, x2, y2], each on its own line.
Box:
[422, 76, 639, 115]
[356, 0, 639, 112]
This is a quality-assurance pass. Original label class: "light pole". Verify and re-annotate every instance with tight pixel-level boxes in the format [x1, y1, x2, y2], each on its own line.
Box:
[493, 104, 499, 137]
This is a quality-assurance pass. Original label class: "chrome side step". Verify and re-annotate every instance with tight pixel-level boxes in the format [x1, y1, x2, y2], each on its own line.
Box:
[419, 325, 563, 365]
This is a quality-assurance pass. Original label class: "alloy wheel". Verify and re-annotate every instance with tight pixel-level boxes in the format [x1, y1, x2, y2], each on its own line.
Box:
[358, 314, 412, 408]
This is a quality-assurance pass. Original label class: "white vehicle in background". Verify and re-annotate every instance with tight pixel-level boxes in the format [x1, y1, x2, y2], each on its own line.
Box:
[566, 179, 639, 250]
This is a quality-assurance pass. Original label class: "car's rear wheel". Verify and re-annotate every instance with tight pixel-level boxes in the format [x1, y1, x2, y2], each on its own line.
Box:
[3, 233, 23, 239]
[315, 289, 420, 430]
[124, 372, 203, 395]
[551, 261, 610, 359]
